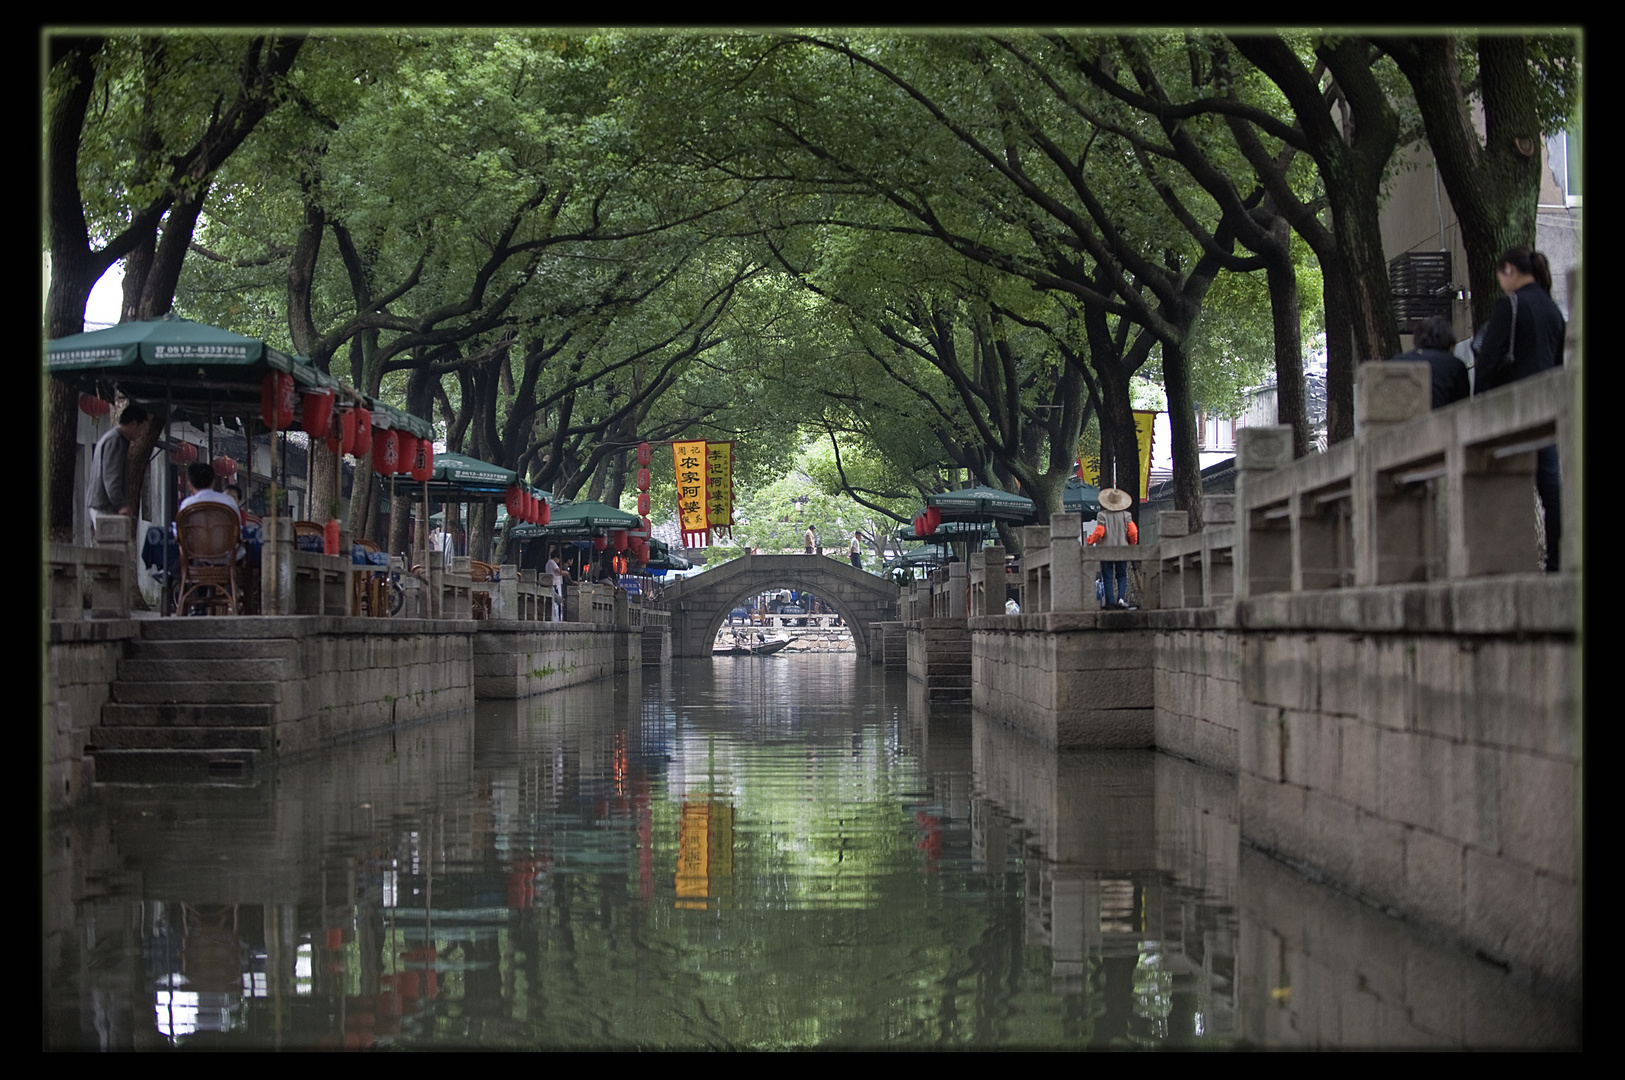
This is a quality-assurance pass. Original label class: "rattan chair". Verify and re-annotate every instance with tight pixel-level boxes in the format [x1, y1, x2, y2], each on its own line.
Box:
[470, 560, 497, 620]
[175, 502, 243, 616]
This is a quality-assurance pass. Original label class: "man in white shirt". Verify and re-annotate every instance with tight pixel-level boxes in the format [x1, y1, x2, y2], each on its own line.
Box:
[177, 461, 245, 562]
[543, 546, 569, 621]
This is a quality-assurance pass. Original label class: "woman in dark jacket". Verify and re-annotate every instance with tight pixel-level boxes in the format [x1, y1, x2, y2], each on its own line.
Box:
[1474, 247, 1566, 393]
[1474, 247, 1566, 570]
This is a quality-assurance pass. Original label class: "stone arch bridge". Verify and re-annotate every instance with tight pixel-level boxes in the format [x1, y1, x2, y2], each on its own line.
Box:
[661, 554, 899, 659]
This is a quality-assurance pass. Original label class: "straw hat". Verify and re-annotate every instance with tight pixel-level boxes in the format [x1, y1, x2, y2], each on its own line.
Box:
[1098, 487, 1132, 511]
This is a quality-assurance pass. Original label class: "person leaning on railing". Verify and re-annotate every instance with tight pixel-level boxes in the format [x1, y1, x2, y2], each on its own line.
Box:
[1086, 487, 1139, 610]
[1472, 246, 1566, 571]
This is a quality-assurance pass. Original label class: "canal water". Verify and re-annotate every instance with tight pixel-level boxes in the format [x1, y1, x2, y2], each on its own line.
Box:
[45, 656, 1577, 1049]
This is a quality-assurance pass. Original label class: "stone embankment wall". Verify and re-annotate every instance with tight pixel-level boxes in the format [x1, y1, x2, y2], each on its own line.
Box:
[968, 574, 1577, 997]
[46, 615, 646, 812]
[1229, 576, 1578, 997]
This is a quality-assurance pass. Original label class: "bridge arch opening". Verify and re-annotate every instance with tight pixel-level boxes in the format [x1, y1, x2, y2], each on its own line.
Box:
[662, 554, 899, 660]
[699, 580, 866, 657]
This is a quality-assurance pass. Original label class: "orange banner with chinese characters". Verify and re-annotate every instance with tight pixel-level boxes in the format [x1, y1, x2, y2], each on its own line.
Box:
[673, 439, 709, 546]
[706, 441, 733, 539]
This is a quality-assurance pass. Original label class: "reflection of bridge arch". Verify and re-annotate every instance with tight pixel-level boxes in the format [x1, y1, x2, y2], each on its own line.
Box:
[661, 554, 900, 659]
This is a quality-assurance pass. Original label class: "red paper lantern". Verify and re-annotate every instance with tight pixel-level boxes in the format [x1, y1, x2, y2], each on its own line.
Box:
[406, 440, 432, 482]
[639, 515, 651, 534]
[506, 485, 523, 518]
[78, 393, 111, 417]
[539, 499, 551, 526]
[925, 506, 942, 534]
[352, 408, 372, 456]
[212, 455, 237, 480]
[372, 428, 398, 475]
[168, 441, 198, 465]
[592, 533, 608, 552]
[636, 467, 651, 491]
[637, 492, 651, 516]
[395, 433, 417, 477]
[300, 389, 334, 438]
[261, 372, 296, 430]
[636, 441, 652, 466]
[611, 528, 628, 553]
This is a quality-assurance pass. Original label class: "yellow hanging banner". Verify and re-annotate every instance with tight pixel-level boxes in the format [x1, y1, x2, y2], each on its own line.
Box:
[1077, 410, 1158, 501]
[673, 439, 709, 546]
[706, 441, 733, 538]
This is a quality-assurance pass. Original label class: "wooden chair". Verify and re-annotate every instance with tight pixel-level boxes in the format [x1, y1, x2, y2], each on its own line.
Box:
[470, 560, 496, 620]
[175, 502, 243, 616]
[292, 520, 325, 552]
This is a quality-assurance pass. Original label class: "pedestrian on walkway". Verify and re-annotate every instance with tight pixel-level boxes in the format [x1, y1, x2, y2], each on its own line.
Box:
[1473, 246, 1566, 571]
[86, 403, 150, 528]
[1086, 488, 1138, 609]
[1390, 314, 1470, 409]
[804, 524, 816, 555]
[849, 530, 863, 569]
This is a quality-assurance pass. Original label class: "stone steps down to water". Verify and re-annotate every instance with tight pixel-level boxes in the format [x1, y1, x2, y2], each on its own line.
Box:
[95, 624, 287, 783]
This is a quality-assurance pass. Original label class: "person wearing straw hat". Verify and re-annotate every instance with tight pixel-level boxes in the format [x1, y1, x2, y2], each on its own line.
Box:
[1086, 487, 1138, 609]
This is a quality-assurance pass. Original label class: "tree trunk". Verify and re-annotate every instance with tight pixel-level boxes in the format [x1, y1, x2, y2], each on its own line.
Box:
[1161, 338, 1204, 530]
[1266, 247, 1309, 458]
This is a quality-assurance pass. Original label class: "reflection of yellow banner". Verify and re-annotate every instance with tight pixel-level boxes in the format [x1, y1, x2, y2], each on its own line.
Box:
[706, 441, 733, 531]
[675, 799, 734, 910]
[673, 440, 708, 542]
[1077, 411, 1157, 500]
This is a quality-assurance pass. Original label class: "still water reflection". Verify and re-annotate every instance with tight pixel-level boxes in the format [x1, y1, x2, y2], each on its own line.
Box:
[45, 657, 1576, 1049]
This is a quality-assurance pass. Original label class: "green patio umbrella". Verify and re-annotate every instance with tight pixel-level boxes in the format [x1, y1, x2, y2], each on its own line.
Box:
[529, 499, 641, 538]
[885, 545, 953, 571]
[898, 520, 1000, 544]
[1062, 477, 1102, 517]
[46, 314, 338, 407]
[925, 485, 1036, 522]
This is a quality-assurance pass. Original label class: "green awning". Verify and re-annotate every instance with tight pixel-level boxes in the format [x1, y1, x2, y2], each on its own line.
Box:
[925, 485, 1035, 522]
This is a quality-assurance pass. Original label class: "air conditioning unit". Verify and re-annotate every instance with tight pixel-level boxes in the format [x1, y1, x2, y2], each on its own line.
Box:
[1388, 251, 1453, 334]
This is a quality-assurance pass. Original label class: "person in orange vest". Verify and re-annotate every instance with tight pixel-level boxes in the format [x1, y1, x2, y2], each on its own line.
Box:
[1086, 487, 1138, 609]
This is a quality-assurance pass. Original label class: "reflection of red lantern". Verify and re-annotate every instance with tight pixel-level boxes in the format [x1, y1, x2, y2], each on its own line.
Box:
[373, 428, 398, 475]
[79, 393, 111, 417]
[636, 467, 651, 491]
[300, 389, 333, 437]
[261, 372, 296, 429]
[410, 440, 433, 482]
[636, 441, 652, 466]
[611, 528, 628, 553]
[637, 492, 651, 516]
[323, 516, 340, 556]
[592, 533, 608, 552]
[212, 455, 237, 480]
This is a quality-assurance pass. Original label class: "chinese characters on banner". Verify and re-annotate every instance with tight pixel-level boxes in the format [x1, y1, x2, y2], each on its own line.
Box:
[671, 439, 737, 547]
[673, 439, 710, 547]
[1075, 410, 1158, 501]
[706, 441, 733, 540]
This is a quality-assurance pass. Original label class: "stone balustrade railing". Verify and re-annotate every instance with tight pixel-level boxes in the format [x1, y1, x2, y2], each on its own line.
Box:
[48, 514, 133, 620]
[1235, 360, 1575, 596]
